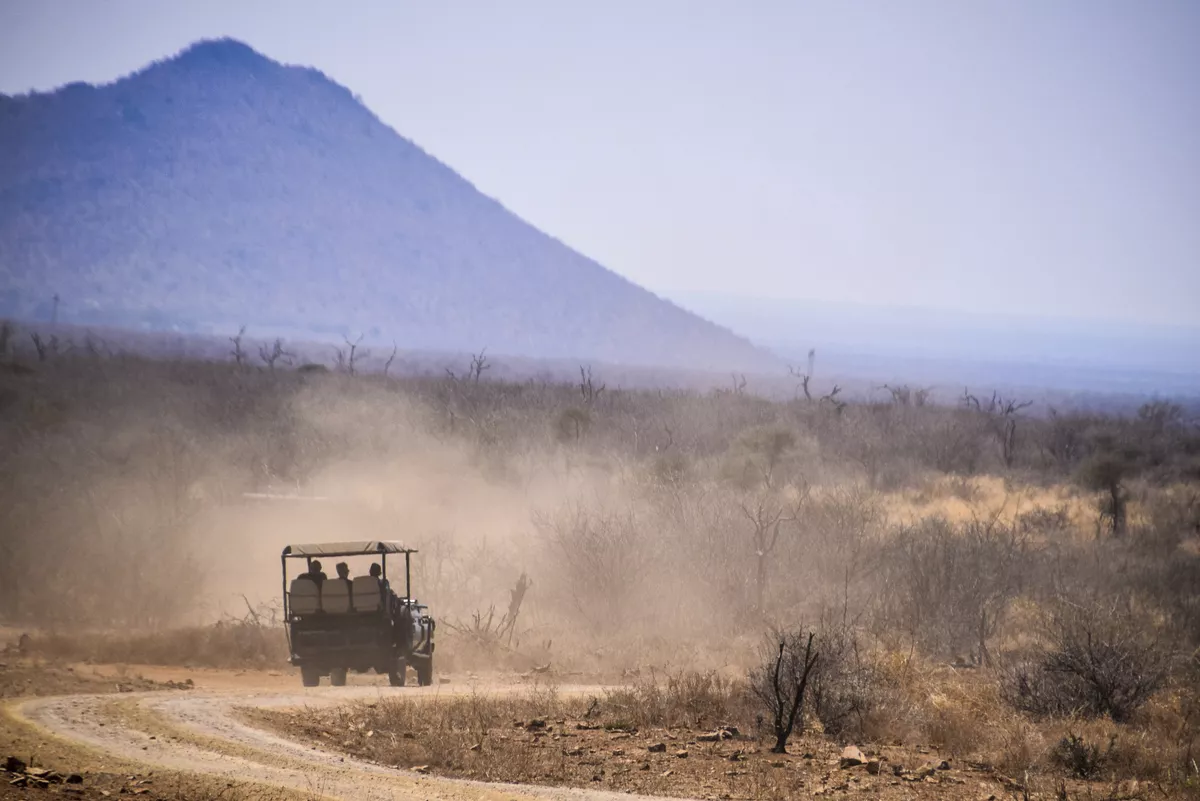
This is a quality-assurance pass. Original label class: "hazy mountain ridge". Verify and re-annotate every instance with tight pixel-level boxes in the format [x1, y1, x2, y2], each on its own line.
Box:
[0, 38, 776, 372]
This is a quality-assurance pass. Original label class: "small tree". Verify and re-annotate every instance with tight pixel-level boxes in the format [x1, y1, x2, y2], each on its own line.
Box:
[228, 325, 248, 367]
[257, 338, 295, 371]
[579, 365, 605, 405]
[750, 629, 820, 753]
[334, 334, 368, 376]
[468, 348, 491, 383]
[1078, 437, 1138, 537]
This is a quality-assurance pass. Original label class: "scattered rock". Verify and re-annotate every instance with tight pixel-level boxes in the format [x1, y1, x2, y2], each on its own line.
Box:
[674, 750, 689, 759]
[564, 748, 583, 757]
[697, 726, 738, 742]
[840, 745, 866, 769]
[468, 743, 480, 752]
[866, 759, 883, 775]
[438, 677, 451, 684]
[66, 774, 84, 784]
[727, 751, 745, 762]
[525, 718, 547, 731]
[770, 761, 786, 768]
[660, 770, 673, 777]
[412, 765, 430, 774]
[4, 756, 27, 773]
[647, 742, 667, 753]
[611, 749, 625, 756]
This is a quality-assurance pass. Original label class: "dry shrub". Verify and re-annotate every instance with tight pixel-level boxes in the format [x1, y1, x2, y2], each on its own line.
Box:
[807, 622, 880, 742]
[601, 670, 742, 731]
[999, 596, 1172, 723]
[1053, 729, 1116, 779]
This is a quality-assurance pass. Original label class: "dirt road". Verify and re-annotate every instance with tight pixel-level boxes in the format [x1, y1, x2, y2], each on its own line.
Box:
[12, 672, 677, 801]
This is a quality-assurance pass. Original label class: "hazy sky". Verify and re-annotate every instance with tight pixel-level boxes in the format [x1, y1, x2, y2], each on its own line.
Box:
[2, 1, 1197, 327]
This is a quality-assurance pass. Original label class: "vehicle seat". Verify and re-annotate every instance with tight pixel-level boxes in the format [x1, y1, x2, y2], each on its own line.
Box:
[352, 576, 382, 612]
[289, 578, 320, 615]
[323, 578, 352, 613]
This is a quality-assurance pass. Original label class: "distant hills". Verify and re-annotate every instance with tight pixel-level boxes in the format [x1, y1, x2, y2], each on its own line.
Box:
[0, 38, 775, 373]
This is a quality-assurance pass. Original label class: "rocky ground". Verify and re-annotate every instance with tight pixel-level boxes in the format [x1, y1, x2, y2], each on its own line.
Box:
[248, 702, 1087, 800]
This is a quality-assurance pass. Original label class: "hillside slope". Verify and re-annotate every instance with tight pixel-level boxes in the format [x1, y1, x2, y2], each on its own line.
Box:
[0, 38, 774, 372]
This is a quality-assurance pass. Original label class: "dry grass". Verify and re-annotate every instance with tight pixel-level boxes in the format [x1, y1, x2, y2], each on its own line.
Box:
[25, 621, 288, 670]
[246, 668, 1200, 799]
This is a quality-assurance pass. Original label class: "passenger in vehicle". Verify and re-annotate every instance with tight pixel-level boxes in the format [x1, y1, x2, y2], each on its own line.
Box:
[368, 563, 394, 607]
[302, 559, 327, 584]
[335, 562, 350, 581]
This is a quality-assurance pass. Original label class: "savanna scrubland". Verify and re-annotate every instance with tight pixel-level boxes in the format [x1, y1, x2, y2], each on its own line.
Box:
[2, 325, 1198, 797]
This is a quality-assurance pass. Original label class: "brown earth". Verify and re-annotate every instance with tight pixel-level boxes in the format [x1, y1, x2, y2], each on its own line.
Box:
[0, 662, 1181, 801]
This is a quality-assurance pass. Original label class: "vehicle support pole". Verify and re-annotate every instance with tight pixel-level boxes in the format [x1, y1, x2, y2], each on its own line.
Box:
[406, 553, 411, 601]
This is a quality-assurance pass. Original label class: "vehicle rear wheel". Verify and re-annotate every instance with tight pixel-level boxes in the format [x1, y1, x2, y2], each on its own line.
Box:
[330, 667, 348, 687]
[388, 658, 407, 687]
[416, 656, 433, 687]
[300, 667, 321, 687]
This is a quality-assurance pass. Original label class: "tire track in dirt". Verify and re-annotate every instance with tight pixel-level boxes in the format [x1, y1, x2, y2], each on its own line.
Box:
[15, 685, 685, 801]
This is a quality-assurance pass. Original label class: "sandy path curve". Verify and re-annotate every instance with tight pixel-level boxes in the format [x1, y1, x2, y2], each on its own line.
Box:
[15, 681, 687, 801]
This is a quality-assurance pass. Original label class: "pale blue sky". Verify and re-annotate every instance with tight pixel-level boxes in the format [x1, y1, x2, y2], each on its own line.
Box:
[2, 1, 1197, 327]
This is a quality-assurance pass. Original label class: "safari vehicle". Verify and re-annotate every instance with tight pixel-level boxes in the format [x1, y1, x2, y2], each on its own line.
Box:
[281, 541, 435, 688]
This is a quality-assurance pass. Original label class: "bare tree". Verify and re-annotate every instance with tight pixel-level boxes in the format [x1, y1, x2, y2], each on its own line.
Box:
[334, 334, 368, 376]
[963, 389, 1033, 470]
[820, 384, 846, 414]
[579, 365, 605, 405]
[730, 373, 747, 395]
[383, 341, 398, 377]
[469, 348, 491, 383]
[750, 629, 820, 753]
[29, 332, 48, 362]
[257, 338, 295, 372]
[881, 383, 930, 406]
[739, 483, 809, 613]
[788, 366, 813, 401]
[228, 325, 248, 367]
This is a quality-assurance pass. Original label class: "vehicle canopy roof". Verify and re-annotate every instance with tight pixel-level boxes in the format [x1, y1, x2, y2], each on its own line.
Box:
[282, 541, 416, 558]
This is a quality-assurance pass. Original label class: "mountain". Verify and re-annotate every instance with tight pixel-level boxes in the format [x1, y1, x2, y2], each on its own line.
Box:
[0, 39, 775, 373]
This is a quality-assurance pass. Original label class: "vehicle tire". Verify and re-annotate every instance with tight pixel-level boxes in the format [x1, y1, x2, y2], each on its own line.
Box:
[388, 659, 407, 687]
[330, 667, 348, 687]
[416, 656, 433, 687]
[300, 667, 321, 687]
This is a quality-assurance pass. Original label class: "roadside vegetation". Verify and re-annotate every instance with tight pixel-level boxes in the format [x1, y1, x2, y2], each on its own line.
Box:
[2, 322, 1198, 797]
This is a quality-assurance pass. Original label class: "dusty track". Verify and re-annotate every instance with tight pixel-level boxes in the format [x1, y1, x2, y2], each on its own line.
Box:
[12, 674, 680, 801]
